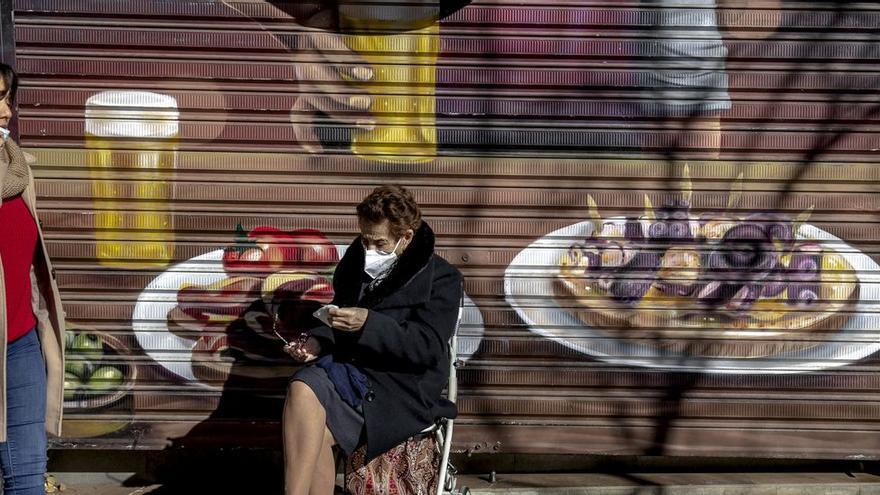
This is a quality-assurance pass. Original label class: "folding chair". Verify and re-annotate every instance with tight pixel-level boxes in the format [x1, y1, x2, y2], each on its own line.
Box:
[427, 293, 470, 495]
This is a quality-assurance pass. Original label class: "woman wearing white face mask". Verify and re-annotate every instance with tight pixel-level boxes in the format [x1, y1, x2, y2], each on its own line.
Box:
[281, 185, 462, 495]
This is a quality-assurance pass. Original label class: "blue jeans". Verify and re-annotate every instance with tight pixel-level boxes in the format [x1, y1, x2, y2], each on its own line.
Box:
[0, 329, 47, 495]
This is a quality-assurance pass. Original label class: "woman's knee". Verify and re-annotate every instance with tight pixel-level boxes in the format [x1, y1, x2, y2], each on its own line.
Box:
[286, 380, 320, 408]
[284, 381, 329, 431]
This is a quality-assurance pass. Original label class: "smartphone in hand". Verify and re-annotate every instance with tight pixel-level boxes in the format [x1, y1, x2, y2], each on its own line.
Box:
[312, 304, 338, 327]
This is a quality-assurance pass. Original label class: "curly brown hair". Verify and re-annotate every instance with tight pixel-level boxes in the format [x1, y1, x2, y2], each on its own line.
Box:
[356, 185, 422, 238]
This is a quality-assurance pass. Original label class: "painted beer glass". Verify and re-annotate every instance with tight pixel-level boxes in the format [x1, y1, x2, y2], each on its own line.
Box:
[86, 91, 178, 268]
[340, 1, 440, 163]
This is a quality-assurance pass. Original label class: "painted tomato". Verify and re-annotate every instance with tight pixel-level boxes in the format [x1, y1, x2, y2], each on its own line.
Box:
[287, 228, 339, 272]
[222, 225, 338, 275]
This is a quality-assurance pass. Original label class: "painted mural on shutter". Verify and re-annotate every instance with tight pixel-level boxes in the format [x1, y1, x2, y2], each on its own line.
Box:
[11, 0, 880, 457]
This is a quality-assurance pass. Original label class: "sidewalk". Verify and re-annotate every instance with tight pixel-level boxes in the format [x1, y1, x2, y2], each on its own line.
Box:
[47, 471, 880, 495]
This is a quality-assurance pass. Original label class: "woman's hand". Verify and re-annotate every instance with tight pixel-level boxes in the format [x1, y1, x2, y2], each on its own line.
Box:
[284, 336, 322, 363]
[328, 307, 369, 332]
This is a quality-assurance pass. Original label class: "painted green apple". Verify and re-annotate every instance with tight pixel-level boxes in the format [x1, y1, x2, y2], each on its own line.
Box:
[70, 333, 104, 359]
[64, 359, 92, 380]
[64, 372, 82, 401]
[87, 366, 124, 393]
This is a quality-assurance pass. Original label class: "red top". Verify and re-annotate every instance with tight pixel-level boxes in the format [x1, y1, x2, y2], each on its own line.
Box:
[0, 195, 38, 342]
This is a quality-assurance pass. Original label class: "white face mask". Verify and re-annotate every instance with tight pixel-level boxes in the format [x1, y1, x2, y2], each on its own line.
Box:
[0, 128, 9, 142]
[364, 237, 403, 279]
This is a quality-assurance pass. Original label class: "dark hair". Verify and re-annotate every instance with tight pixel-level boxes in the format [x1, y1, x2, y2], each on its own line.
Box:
[0, 63, 17, 104]
[356, 185, 422, 238]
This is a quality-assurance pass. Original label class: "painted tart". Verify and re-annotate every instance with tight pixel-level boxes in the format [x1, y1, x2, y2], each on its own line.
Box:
[557, 172, 858, 358]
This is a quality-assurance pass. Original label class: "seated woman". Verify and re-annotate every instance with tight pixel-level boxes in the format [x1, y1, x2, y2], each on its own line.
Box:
[283, 185, 463, 495]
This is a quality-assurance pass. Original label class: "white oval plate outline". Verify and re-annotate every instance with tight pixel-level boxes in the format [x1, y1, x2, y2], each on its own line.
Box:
[133, 247, 484, 387]
[504, 219, 880, 374]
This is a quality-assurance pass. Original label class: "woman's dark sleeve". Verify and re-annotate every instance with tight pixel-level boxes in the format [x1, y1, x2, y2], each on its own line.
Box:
[352, 268, 462, 370]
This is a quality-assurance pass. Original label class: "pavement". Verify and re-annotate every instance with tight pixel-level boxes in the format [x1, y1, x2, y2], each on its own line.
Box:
[45, 471, 880, 495]
[43, 450, 880, 494]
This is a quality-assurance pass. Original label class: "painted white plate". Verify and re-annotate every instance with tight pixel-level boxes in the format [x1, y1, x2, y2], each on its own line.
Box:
[133, 247, 484, 386]
[504, 220, 880, 373]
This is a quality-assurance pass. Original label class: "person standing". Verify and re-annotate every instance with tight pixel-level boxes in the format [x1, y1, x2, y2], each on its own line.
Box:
[0, 62, 66, 495]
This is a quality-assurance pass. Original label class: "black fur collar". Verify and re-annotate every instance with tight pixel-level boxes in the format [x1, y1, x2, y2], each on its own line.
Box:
[333, 221, 436, 308]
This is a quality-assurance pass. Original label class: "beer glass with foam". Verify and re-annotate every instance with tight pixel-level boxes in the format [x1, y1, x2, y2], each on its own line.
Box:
[339, 1, 440, 163]
[86, 91, 178, 268]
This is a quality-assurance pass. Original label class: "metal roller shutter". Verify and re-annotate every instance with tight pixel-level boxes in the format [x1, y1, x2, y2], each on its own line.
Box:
[9, 0, 880, 457]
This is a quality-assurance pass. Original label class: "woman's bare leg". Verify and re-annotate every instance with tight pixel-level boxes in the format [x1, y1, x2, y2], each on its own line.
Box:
[284, 380, 337, 495]
[309, 427, 338, 495]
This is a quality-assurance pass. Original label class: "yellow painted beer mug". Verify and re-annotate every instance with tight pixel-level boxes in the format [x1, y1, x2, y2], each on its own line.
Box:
[85, 91, 178, 268]
[340, 2, 440, 163]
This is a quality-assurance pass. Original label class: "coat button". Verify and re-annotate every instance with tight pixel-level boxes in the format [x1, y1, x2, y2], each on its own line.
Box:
[365, 391, 376, 402]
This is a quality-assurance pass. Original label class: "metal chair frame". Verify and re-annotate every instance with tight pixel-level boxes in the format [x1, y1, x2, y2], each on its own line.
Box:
[429, 295, 470, 495]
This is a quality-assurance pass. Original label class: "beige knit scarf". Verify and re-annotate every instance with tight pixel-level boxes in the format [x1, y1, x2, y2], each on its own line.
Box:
[0, 139, 29, 199]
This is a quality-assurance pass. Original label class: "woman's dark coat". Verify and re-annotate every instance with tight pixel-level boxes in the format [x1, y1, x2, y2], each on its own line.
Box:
[310, 221, 462, 461]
